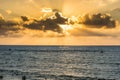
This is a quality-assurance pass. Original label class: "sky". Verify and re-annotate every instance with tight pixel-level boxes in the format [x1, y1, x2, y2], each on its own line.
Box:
[0, 0, 120, 45]
[0, 0, 120, 17]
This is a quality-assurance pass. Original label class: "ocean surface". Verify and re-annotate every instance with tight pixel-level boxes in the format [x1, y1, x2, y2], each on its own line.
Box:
[0, 45, 120, 80]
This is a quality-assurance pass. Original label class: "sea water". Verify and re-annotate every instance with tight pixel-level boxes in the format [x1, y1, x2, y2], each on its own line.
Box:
[0, 46, 120, 80]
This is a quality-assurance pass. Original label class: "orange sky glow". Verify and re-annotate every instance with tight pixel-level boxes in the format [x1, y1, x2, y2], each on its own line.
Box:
[0, 0, 120, 45]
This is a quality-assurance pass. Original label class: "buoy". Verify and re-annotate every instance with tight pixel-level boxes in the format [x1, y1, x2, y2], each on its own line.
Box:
[9, 48, 12, 51]
[22, 76, 26, 80]
[0, 76, 3, 79]
[100, 50, 104, 53]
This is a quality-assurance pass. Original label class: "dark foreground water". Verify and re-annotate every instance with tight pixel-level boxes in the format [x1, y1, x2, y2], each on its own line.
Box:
[0, 46, 120, 80]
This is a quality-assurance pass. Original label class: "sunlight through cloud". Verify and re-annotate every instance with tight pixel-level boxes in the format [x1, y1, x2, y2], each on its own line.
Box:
[41, 8, 53, 13]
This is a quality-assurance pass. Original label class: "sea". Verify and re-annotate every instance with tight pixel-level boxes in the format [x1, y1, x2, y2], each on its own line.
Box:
[0, 45, 120, 80]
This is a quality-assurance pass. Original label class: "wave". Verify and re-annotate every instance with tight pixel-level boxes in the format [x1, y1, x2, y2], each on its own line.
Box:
[0, 49, 105, 53]
[35, 74, 116, 80]
[0, 69, 116, 80]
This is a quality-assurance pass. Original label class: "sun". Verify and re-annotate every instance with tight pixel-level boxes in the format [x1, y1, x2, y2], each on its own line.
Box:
[60, 24, 73, 31]
[59, 24, 73, 35]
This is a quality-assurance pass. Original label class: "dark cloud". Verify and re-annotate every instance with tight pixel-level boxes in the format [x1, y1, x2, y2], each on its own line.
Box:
[23, 21, 42, 30]
[0, 11, 68, 36]
[79, 13, 116, 28]
[0, 17, 18, 27]
[0, 11, 118, 37]
[21, 16, 29, 22]
[22, 12, 67, 33]
[0, 14, 20, 36]
[40, 19, 63, 32]
[0, 15, 5, 27]
[53, 12, 68, 24]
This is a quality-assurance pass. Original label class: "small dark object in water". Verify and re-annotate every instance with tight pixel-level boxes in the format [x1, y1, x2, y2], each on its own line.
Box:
[98, 79, 106, 80]
[9, 48, 12, 51]
[22, 76, 26, 80]
[0, 76, 3, 79]
[100, 50, 104, 53]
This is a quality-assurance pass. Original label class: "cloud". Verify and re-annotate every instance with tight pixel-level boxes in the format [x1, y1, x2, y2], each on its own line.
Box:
[79, 13, 116, 28]
[6, 10, 12, 14]
[69, 28, 108, 37]
[0, 10, 118, 38]
[0, 11, 67, 36]
[0, 14, 5, 26]
[41, 8, 53, 13]
[0, 13, 4, 19]
[0, 13, 20, 36]
[21, 12, 67, 33]
[0, 9, 20, 20]
[0, 14, 18, 27]
[66, 24, 120, 38]
[21, 16, 29, 22]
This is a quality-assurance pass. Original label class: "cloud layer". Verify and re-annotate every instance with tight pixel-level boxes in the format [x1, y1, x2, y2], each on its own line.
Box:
[0, 10, 118, 38]
[79, 13, 116, 28]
